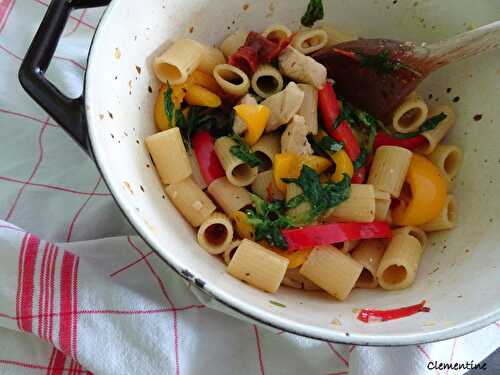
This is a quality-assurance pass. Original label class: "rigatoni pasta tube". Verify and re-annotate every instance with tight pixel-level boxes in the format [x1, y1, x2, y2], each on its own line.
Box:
[374, 190, 391, 221]
[392, 93, 429, 133]
[251, 64, 284, 98]
[351, 240, 386, 289]
[428, 145, 463, 185]
[323, 184, 375, 223]
[300, 245, 362, 300]
[214, 136, 258, 187]
[197, 212, 234, 254]
[251, 170, 284, 201]
[220, 30, 249, 57]
[145, 127, 192, 185]
[418, 105, 457, 155]
[368, 146, 412, 198]
[207, 177, 252, 217]
[227, 239, 289, 293]
[392, 226, 428, 248]
[224, 240, 241, 265]
[297, 84, 319, 135]
[198, 46, 226, 74]
[420, 195, 457, 232]
[251, 133, 281, 171]
[213, 64, 250, 97]
[165, 177, 216, 227]
[292, 29, 329, 55]
[153, 39, 204, 85]
[262, 24, 292, 41]
[376, 233, 423, 290]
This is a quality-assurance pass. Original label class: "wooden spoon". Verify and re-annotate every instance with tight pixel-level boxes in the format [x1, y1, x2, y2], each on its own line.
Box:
[312, 20, 500, 120]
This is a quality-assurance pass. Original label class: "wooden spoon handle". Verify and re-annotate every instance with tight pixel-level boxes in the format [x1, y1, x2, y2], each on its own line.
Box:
[413, 20, 500, 73]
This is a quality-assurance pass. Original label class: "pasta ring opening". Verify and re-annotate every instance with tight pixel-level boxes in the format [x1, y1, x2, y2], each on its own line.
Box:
[224, 241, 241, 265]
[221, 71, 244, 85]
[253, 151, 273, 171]
[156, 63, 183, 83]
[205, 223, 229, 247]
[256, 75, 280, 95]
[233, 164, 254, 180]
[398, 108, 424, 130]
[382, 265, 408, 285]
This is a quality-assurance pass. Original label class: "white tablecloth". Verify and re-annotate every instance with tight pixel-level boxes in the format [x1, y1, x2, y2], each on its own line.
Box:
[0, 1, 498, 374]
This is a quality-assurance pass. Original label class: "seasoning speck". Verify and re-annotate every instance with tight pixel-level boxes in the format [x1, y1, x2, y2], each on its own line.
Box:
[269, 300, 286, 308]
[108, 111, 114, 119]
[243, 3, 250, 10]
[446, 88, 452, 93]
[453, 96, 460, 103]
[114, 48, 121, 59]
[135, 65, 142, 74]
[473, 114, 483, 122]
[189, 26, 194, 33]
[148, 86, 153, 93]
[331, 319, 342, 326]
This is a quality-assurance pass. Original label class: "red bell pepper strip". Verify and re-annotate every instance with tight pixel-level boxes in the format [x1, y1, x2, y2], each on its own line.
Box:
[318, 82, 361, 162]
[192, 130, 225, 186]
[374, 132, 427, 151]
[282, 222, 392, 251]
[351, 166, 366, 184]
[357, 300, 431, 323]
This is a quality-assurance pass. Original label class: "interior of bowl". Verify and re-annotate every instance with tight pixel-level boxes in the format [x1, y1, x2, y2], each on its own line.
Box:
[85, 0, 500, 344]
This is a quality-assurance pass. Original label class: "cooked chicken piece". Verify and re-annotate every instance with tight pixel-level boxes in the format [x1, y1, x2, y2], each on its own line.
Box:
[233, 94, 258, 135]
[297, 83, 319, 135]
[262, 82, 304, 132]
[281, 115, 313, 156]
[278, 47, 327, 89]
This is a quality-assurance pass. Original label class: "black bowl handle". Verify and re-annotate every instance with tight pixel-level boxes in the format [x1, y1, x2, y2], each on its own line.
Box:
[19, 0, 111, 154]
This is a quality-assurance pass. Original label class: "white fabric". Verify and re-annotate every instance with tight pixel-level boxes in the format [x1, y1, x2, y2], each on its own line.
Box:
[0, 2, 498, 375]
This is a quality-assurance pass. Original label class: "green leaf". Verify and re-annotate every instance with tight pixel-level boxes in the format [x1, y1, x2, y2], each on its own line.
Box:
[245, 194, 294, 250]
[283, 166, 351, 225]
[318, 136, 344, 153]
[230, 134, 262, 168]
[392, 112, 447, 139]
[353, 147, 368, 170]
[301, 0, 324, 27]
[164, 87, 175, 123]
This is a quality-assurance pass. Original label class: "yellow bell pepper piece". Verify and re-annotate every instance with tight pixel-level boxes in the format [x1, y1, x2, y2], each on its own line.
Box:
[233, 211, 255, 240]
[154, 83, 186, 131]
[301, 155, 332, 174]
[331, 150, 354, 183]
[313, 131, 353, 182]
[234, 104, 271, 146]
[185, 84, 222, 108]
[274, 153, 300, 193]
[274, 153, 334, 193]
[285, 249, 313, 269]
[393, 154, 448, 226]
[186, 70, 225, 97]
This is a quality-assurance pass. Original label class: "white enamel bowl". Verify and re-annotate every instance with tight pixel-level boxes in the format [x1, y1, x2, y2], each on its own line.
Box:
[24, 0, 500, 345]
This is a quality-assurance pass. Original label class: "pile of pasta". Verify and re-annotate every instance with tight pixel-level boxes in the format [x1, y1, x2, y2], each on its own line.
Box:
[145, 23, 463, 301]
